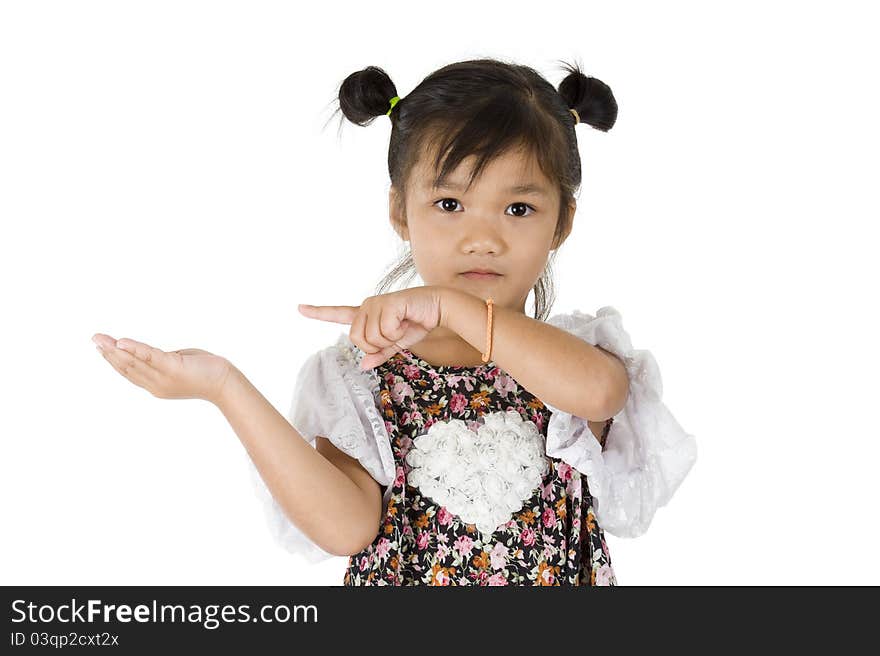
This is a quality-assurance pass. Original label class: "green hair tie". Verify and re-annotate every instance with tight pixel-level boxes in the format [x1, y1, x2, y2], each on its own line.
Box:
[386, 95, 400, 116]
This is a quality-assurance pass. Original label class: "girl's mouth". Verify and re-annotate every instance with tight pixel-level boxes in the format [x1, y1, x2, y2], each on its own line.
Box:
[460, 272, 502, 280]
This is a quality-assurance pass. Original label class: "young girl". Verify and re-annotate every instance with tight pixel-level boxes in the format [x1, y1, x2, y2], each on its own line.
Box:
[92, 57, 697, 586]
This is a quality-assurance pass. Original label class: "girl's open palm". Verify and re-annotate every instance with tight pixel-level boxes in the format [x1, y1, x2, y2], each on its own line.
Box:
[92, 334, 233, 403]
[298, 286, 444, 370]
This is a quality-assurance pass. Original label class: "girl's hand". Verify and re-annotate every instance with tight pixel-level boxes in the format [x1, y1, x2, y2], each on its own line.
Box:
[92, 334, 234, 404]
[298, 286, 445, 370]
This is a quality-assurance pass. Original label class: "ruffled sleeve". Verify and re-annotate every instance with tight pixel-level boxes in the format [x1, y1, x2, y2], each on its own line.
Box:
[544, 306, 698, 538]
[245, 333, 396, 563]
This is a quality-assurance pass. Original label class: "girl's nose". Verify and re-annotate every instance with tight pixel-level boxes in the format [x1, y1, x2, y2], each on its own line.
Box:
[460, 219, 504, 255]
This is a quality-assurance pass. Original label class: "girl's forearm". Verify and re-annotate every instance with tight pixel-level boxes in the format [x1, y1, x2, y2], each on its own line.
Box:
[439, 287, 629, 421]
[214, 366, 378, 557]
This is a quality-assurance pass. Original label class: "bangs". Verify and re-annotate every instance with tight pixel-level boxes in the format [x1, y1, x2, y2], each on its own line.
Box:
[413, 95, 568, 197]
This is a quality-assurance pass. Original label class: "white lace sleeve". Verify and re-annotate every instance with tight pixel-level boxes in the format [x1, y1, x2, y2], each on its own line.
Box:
[544, 306, 698, 538]
[246, 333, 396, 563]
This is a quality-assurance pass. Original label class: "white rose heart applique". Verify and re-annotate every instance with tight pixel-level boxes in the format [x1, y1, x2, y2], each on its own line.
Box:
[404, 409, 550, 536]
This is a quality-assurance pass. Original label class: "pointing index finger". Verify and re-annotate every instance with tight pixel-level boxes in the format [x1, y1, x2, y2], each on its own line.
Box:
[298, 304, 358, 325]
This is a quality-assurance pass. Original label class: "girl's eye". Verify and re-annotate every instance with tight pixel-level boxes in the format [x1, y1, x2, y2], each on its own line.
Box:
[434, 198, 462, 213]
[432, 198, 536, 217]
[506, 202, 536, 217]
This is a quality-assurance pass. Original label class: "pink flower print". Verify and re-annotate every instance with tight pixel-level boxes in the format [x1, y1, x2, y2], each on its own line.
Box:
[493, 372, 517, 398]
[359, 556, 369, 572]
[394, 465, 405, 487]
[601, 538, 611, 559]
[557, 461, 573, 482]
[466, 420, 482, 433]
[375, 538, 391, 560]
[447, 374, 475, 391]
[410, 410, 423, 425]
[417, 532, 430, 550]
[487, 573, 508, 586]
[520, 527, 536, 546]
[391, 381, 414, 404]
[534, 413, 545, 431]
[542, 507, 557, 528]
[437, 507, 453, 526]
[595, 563, 615, 586]
[449, 393, 468, 414]
[566, 473, 582, 500]
[436, 543, 450, 560]
[403, 364, 421, 380]
[540, 480, 554, 501]
[454, 535, 474, 557]
[489, 543, 509, 570]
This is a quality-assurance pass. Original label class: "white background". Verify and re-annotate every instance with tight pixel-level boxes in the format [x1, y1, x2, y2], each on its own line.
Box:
[2, 0, 877, 585]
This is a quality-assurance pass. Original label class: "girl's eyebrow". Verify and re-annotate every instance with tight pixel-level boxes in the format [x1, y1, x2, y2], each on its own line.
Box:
[430, 180, 550, 197]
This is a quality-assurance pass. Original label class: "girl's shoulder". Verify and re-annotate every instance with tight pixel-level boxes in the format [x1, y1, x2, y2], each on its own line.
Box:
[546, 306, 642, 377]
[543, 304, 698, 537]
[546, 306, 631, 348]
[291, 332, 393, 468]
[297, 332, 379, 395]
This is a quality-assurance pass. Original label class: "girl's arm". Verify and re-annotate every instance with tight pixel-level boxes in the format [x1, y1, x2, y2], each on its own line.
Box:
[439, 288, 629, 422]
[215, 366, 382, 557]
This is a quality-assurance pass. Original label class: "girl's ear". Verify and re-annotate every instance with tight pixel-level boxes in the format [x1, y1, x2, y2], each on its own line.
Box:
[552, 201, 576, 250]
[389, 186, 409, 241]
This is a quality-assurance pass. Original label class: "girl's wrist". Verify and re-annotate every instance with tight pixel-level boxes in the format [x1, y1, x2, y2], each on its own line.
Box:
[211, 361, 244, 409]
[436, 288, 498, 362]
[436, 286, 463, 330]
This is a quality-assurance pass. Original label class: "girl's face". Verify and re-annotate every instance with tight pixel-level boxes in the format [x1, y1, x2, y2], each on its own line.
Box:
[391, 144, 573, 313]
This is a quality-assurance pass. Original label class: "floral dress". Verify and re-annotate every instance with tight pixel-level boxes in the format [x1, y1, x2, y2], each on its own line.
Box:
[342, 348, 617, 586]
[247, 306, 698, 585]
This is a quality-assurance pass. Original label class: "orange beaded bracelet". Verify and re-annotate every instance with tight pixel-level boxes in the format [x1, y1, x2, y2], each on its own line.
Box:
[481, 297, 494, 363]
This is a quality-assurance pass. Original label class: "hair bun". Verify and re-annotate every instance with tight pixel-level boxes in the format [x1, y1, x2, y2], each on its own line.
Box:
[337, 65, 399, 127]
[556, 60, 617, 132]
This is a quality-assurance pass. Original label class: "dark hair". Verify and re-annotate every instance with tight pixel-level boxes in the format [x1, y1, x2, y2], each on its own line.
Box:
[330, 57, 617, 321]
